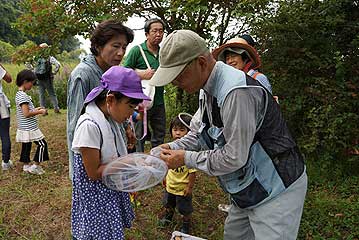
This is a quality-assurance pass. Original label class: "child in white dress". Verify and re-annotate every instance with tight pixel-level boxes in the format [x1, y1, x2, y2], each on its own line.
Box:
[15, 69, 49, 175]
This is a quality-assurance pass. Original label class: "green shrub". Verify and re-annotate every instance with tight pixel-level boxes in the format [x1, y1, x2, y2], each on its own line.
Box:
[0, 40, 15, 62]
[164, 84, 199, 124]
[1, 62, 77, 109]
[254, 0, 359, 175]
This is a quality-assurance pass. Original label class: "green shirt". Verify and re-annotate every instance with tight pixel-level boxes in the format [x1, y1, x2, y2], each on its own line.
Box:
[123, 41, 164, 106]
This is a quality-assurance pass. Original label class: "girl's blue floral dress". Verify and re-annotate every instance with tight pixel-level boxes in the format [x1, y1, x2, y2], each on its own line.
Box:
[72, 154, 135, 240]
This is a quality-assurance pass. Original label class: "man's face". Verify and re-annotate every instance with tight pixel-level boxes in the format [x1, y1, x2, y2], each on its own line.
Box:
[172, 58, 204, 94]
[146, 22, 164, 46]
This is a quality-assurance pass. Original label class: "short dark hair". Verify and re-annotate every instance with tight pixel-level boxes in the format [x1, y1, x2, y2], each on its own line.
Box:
[169, 114, 192, 137]
[90, 20, 134, 56]
[144, 18, 165, 33]
[16, 69, 37, 87]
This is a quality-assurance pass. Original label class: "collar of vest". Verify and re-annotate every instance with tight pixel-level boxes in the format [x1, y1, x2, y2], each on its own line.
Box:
[204, 62, 248, 107]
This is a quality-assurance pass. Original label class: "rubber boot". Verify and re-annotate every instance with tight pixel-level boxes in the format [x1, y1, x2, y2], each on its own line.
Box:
[159, 208, 174, 227]
[180, 220, 191, 234]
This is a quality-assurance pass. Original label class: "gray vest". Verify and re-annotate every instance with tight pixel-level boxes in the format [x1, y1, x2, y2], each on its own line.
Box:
[200, 62, 304, 209]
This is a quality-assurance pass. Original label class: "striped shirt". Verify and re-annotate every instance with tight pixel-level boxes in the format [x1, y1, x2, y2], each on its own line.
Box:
[15, 90, 38, 131]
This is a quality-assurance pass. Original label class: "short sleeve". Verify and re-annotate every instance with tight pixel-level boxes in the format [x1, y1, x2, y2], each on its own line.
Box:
[72, 119, 102, 153]
[123, 46, 140, 69]
[15, 91, 30, 106]
[0, 65, 6, 79]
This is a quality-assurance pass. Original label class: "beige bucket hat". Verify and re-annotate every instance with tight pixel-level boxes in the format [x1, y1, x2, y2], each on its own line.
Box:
[212, 38, 262, 69]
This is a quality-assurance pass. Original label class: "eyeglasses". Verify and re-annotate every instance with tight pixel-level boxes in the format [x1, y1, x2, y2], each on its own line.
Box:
[149, 29, 164, 35]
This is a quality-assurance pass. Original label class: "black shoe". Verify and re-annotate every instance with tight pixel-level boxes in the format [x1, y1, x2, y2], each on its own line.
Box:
[158, 217, 172, 227]
[180, 221, 190, 234]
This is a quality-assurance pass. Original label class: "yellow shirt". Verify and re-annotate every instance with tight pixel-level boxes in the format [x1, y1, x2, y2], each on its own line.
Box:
[166, 165, 197, 196]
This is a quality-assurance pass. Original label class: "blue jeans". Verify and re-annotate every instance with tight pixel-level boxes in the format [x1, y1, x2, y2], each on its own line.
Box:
[36, 73, 59, 110]
[0, 116, 11, 163]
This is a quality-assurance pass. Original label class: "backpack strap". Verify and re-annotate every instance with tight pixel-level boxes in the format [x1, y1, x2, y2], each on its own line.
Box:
[252, 71, 261, 80]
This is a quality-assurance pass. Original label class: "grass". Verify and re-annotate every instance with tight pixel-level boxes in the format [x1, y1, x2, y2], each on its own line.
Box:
[1, 62, 76, 110]
[0, 111, 358, 240]
[0, 71, 358, 239]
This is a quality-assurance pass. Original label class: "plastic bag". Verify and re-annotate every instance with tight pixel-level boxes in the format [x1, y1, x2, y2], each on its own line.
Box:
[102, 153, 168, 192]
[149, 146, 164, 158]
[171, 231, 207, 240]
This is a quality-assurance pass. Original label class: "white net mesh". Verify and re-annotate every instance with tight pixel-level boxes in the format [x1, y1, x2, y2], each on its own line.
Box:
[102, 153, 168, 192]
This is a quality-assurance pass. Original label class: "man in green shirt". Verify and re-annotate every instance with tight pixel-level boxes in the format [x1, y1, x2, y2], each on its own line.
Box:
[124, 18, 166, 152]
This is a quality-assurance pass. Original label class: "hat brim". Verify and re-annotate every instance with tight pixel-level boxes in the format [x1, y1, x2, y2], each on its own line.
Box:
[122, 92, 151, 101]
[212, 42, 261, 69]
[148, 64, 187, 87]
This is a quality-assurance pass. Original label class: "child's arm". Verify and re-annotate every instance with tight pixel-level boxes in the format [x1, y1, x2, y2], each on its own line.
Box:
[184, 172, 196, 197]
[80, 147, 106, 180]
[20, 103, 47, 118]
[0, 64, 12, 83]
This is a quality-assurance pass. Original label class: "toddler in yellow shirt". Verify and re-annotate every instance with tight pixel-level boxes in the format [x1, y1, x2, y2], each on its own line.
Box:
[159, 114, 196, 234]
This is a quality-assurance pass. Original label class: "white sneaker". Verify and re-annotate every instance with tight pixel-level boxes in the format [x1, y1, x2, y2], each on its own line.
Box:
[26, 164, 45, 175]
[2, 160, 13, 170]
[218, 204, 231, 213]
[35, 165, 45, 174]
[23, 164, 32, 172]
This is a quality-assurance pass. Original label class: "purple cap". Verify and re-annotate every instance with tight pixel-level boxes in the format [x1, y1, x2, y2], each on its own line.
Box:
[84, 66, 151, 104]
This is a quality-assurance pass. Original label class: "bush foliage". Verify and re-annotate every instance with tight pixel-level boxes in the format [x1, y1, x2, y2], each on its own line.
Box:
[252, 0, 359, 174]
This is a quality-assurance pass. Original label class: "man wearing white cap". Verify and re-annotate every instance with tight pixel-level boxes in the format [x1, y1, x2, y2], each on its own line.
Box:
[149, 30, 307, 240]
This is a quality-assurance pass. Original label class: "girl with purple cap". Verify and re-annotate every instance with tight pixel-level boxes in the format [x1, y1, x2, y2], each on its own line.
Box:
[71, 66, 150, 240]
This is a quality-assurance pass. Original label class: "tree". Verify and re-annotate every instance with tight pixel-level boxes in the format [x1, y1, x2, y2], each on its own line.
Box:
[15, 0, 266, 113]
[15, 0, 358, 171]
[0, 0, 27, 45]
[251, 0, 359, 173]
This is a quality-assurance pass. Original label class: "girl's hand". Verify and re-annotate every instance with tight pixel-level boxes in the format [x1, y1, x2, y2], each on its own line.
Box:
[162, 179, 166, 187]
[38, 108, 47, 115]
[125, 125, 136, 149]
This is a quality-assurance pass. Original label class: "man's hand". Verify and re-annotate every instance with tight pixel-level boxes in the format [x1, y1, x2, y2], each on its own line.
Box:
[149, 144, 170, 157]
[135, 69, 156, 80]
[160, 149, 185, 169]
[157, 144, 170, 150]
